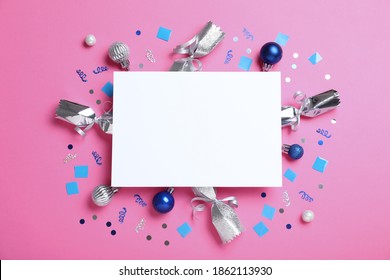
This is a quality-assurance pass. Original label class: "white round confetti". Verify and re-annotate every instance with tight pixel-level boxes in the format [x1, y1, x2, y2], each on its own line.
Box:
[302, 210, 314, 222]
[285, 77, 291, 83]
[246, 48, 252, 54]
[331, 118, 337, 124]
[233, 36, 238, 42]
[293, 53, 299, 59]
[85, 34, 96, 46]
[325, 74, 331, 80]
[292, 64, 297, 70]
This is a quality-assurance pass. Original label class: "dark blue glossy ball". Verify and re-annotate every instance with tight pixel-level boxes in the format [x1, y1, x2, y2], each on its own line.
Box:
[260, 42, 283, 65]
[152, 191, 175, 213]
[288, 144, 304, 160]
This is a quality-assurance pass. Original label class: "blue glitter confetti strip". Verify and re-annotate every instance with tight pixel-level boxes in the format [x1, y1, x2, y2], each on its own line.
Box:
[238, 56, 253, 71]
[312, 156, 328, 173]
[74, 165, 89, 178]
[66, 182, 79, 195]
[156, 26, 172, 41]
[177, 222, 192, 238]
[253, 221, 269, 237]
[101, 81, 113, 97]
[262, 204, 276, 220]
[275, 33, 289, 46]
[284, 168, 297, 182]
[308, 52, 323, 65]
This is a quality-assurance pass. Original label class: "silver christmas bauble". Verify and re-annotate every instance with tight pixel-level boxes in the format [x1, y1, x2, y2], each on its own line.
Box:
[108, 42, 130, 70]
[92, 185, 119, 206]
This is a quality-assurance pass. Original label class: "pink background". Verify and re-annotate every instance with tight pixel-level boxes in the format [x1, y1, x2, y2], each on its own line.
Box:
[1, 0, 389, 259]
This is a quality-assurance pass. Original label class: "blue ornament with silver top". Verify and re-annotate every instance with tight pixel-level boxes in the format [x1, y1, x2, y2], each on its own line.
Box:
[282, 144, 304, 160]
[152, 187, 175, 214]
[259, 42, 283, 71]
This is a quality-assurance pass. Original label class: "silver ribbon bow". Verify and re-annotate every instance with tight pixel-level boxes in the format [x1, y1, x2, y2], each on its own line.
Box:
[55, 99, 113, 136]
[170, 21, 225, 71]
[191, 187, 244, 244]
[282, 89, 340, 130]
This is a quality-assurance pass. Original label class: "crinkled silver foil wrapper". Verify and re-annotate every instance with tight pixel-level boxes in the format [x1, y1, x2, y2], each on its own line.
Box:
[170, 21, 225, 71]
[282, 89, 340, 130]
[192, 187, 244, 244]
[55, 99, 113, 136]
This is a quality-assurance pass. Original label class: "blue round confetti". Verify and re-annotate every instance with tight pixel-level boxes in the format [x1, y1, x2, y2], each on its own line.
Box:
[136, 30, 141, 36]
[286, 224, 292, 229]
[68, 144, 73, 150]
[111, 230, 116, 235]
[261, 192, 267, 198]
[318, 140, 324, 145]
[79, 219, 85, 224]
[106, 221, 112, 227]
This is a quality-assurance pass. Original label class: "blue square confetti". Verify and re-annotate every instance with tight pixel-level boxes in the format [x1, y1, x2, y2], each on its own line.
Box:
[275, 33, 289, 46]
[284, 168, 297, 182]
[262, 204, 276, 220]
[101, 81, 113, 97]
[238, 56, 253, 71]
[308, 52, 323, 65]
[66, 182, 79, 195]
[312, 156, 328, 173]
[253, 221, 269, 237]
[74, 165, 89, 178]
[177, 222, 192, 238]
[156, 26, 172, 41]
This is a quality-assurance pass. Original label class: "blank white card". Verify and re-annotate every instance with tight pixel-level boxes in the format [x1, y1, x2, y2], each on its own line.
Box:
[112, 72, 282, 187]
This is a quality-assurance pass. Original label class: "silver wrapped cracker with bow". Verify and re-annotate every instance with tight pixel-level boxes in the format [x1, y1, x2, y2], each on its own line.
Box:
[191, 187, 244, 244]
[55, 99, 113, 136]
[170, 21, 225, 71]
[282, 89, 340, 130]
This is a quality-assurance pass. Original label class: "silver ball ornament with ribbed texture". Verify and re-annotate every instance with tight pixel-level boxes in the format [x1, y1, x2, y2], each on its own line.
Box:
[92, 185, 119, 206]
[108, 42, 130, 70]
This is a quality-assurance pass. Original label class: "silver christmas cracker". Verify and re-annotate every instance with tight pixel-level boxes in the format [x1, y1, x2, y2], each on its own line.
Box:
[170, 21, 225, 71]
[282, 89, 340, 130]
[192, 187, 244, 244]
[55, 99, 113, 136]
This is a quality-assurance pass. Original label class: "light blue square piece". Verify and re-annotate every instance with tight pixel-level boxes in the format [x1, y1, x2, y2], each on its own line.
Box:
[177, 222, 192, 238]
[308, 52, 323, 65]
[101, 81, 113, 97]
[74, 165, 89, 178]
[262, 204, 276, 220]
[312, 156, 328, 173]
[253, 221, 269, 237]
[284, 168, 297, 182]
[66, 182, 79, 195]
[275, 33, 289, 46]
[156, 26, 172, 41]
[238, 56, 253, 71]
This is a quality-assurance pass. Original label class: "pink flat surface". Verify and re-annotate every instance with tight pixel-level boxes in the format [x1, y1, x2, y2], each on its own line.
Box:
[1, 0, 389, 259]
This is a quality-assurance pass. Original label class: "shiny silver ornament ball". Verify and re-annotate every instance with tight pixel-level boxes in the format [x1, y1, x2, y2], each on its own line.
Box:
[85, 34, 96, 46]
[302, 210, 315, 222]
[108, 42, 130, 70]
[92, 185, 119, 206]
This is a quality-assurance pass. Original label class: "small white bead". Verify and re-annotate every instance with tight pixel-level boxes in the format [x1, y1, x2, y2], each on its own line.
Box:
[85, 34, 96, 46]
[302, 210, 314, 222]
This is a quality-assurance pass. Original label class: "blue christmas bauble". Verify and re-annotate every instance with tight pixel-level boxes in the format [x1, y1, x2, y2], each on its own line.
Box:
[260, 42, 283, 65]
[152, 191, 175, 214]
[288, 144, 304, 160]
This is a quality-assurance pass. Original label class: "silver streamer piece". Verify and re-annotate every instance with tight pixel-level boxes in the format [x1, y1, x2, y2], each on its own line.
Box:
[170, 21, 225, 71]
[55, 99, 113, 136]
[191, 187, 244, 244]
[282, 89, 340, 130]
[92, 185, 119, 206]
[108, 42, 130, 71]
